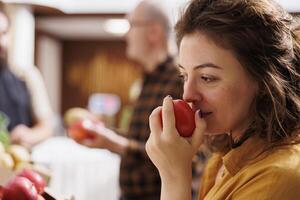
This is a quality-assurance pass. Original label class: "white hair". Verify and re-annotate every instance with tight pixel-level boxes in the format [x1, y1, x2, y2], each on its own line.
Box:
[139, 0, 171, 37]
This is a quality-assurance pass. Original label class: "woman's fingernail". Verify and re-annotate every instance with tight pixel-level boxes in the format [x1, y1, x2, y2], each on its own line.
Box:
[166, 95, 172, 99]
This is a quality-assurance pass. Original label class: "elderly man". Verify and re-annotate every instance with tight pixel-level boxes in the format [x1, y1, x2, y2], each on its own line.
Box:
[79, 1, 183, 199]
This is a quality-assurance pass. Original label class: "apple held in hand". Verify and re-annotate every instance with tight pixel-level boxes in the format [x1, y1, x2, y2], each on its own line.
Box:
[68, 119, 101, 142]
[18, 169, 46, 194]
[160, 99, 195, 137]
[2, 176, 38, 200]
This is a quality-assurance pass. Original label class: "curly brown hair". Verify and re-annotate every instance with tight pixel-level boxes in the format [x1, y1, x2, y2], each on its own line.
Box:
[175, 0, 300, 146]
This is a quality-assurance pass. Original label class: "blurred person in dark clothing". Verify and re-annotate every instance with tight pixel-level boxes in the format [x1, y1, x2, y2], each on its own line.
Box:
[77, 1, 183, 199]
[0, 4, 54, 148]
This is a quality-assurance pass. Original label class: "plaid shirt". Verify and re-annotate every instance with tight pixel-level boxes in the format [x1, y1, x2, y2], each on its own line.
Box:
[119, 57, 183, 200]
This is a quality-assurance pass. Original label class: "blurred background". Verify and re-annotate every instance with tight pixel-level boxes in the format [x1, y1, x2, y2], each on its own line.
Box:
[0, 0, 299, 200]
[0, 0, 298, 127]
[1, 0, 187, 129]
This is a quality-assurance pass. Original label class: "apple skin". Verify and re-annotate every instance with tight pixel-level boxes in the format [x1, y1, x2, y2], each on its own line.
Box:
[0, 186, 4, 199]
[18, 169, 46, 194]
[2, 176, 38, 200]
[160, 100, 196, 137]
[68, 119, 97, 142]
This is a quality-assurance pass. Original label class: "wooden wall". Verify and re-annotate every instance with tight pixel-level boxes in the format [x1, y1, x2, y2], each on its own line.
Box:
[62, 40, 142, 125]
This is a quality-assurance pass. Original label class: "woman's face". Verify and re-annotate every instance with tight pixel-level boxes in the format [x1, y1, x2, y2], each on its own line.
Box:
[0, 13, 8, 61]
[179, 32, 258, 136]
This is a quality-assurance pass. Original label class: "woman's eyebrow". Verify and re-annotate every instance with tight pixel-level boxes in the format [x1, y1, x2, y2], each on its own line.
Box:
[177, 63, 222, 70]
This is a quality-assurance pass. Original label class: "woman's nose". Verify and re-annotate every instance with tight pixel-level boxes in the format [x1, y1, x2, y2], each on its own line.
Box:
[182, 79, 201, 102]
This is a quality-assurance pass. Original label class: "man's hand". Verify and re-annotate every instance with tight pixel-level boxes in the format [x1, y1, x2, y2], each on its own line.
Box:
[78, 125, 116, 149]
[76, 124, 130, 155]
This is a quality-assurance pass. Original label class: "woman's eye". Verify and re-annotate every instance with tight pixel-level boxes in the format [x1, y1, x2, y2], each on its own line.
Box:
[201, 76, 216, 83]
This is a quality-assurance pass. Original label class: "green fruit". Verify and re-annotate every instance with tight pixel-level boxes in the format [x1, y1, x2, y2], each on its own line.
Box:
[0, 130, 9, 148]
[0, 111, 9, 129]
[0, 112, 10, 148]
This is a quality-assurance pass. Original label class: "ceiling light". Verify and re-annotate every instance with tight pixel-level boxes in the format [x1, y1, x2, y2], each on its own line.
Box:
[104, 19, 129, 35]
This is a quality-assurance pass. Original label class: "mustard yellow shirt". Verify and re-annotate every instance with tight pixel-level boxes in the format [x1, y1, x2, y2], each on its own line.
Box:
[199, 135, 300, 200]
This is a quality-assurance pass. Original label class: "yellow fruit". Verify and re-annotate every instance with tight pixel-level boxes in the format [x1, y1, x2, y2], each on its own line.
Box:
[0, 142, 5, 154]
[7, 144, 31, 164]
[0, 152, 14, 169]
[14, 161, 32, 171]
[64, 107, 96, 127]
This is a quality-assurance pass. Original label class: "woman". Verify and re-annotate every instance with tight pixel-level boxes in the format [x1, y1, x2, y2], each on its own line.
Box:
[146, 0, 300, 199]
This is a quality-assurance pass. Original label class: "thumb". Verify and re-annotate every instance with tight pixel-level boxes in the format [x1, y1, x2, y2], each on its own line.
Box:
[80, 139, 94, 148]
[191, 110, 206, 151]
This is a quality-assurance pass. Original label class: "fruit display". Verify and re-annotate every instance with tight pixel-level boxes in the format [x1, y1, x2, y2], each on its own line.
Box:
[1, 168, 46, 200]
[0, 114, 49, 200]
[18, 169, 46, 194]
[0, 167, 71, 200]
[0, 142, 47, 200]
[0, 152, 14, 170]
[7, 145, 31, 167]
[0, 132, 9, 150]
[0, 114, 72, 200]
[0, 112, 31, 171]
[2, 176, 39, 200]
[160, 99, 196, 137]
[0, 112, 9, 149]
[0, 143, 31, 171]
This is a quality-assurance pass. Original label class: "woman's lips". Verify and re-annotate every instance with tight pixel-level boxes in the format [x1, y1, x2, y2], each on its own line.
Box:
[191, 105, 212, 118]
[200, 111, 213, 118]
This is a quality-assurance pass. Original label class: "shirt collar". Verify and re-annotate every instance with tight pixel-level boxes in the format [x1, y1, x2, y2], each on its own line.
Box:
[222, 134, 267, 176]
[156, 56, 172, 70]
[146, 56, 173, 75]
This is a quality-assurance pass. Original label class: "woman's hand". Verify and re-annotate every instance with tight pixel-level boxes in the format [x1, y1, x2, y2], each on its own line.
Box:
[146, 96, 206, 185]
[10, 125, 39, 148]
[10, 119, 53, 148]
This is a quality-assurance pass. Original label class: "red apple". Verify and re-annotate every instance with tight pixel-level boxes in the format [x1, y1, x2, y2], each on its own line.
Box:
[0, 186, 4, 199]
[68, 119, 99, 142]
[160, 99, 195, 137]
[2, 176, 38, 200]
[18, 169, 46, 194]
